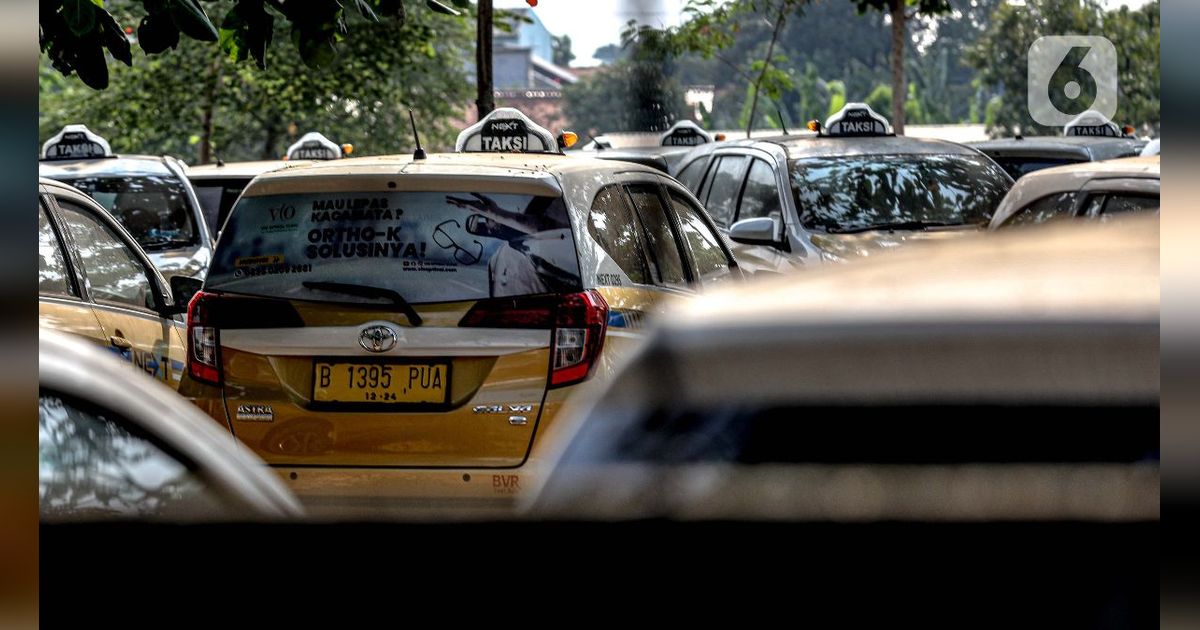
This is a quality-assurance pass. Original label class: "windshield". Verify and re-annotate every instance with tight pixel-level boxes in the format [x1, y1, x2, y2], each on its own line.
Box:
[992, 156, 1084, 180]
[790, 154, 1012, 233]
[206, 191, 581, 304]
[58, 174, 201, 251]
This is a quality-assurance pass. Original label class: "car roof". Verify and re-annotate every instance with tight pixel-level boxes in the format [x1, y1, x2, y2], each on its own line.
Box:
[185, 160, 311, 179]
[38, 329, 304, 520]
[970, 135, 1143, 160]
[245, 151, 664, 197]
[39, 155, 175, 178]
[676, 214, 1157, 328]
[684, 132, 983, 161]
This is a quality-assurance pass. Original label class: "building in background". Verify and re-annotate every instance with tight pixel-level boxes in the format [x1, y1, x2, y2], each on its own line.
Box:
[490, 8, 577, 132]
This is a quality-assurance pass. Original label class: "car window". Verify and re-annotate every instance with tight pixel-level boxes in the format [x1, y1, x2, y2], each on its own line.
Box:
[993, 157, 1083, 180]
[55, 200, 155, 310]
[737, 159, 782, 223]
[39, 391, 227, 521]
[668, 190, 736, 287]
[704, 156, 748, 228]
[209, 191, 582, 303]
[1003, 192, 1079, 228]
[625, 184, 688, 289]
[39, 203, 76, 297]
[1100, 193, 1159, 216]
[791, 154, 1012, 232]
[588, 185, 651, 285]
[52, 173, 200, 252]
[676, 158, 708, 192]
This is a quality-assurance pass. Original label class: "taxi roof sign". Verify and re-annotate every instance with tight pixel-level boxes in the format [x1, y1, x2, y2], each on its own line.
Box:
[1063, 110, 1124, 138]
[456, 108, 557, 154]
[286, 132, 343, 161]
[659, 120, 713, 147]
[822, 102, 894, 137]
[41, 124, 113, 160]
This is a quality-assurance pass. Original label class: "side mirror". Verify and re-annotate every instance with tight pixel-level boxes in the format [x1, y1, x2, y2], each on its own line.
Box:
[164, 275, 203, 316]
[728, 217, 784, 248]
[464, 213, 495, 237]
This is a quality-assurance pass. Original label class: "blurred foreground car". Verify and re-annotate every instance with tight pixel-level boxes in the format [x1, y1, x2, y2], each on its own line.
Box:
[40, 125, 215, 281]
[40, 329, 303, 521]
[988, 156, 1159, 230]
[970, 111, 1144, 180]
[39, 176, 195, 388]
[527, 216, 1159, 520]
[673, 103, 1013, 273]
[180, 108, 741, 514]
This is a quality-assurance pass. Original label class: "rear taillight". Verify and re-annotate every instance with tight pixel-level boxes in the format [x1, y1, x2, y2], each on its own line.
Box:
[187, 290, 222, 385]
[460, 290, 609, 388]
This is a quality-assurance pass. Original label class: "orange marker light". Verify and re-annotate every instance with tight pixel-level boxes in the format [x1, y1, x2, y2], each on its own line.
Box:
[1122, 125, 1135, 136]
[341, 143, 354, 156]
[806, 120, 821, 132]
[559, 131, 578, 149]
[714, 133, 726, 141]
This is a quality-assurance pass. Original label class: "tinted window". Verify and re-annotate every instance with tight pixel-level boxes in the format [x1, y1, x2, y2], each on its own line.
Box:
[993, 157, 1083, 180]
[668, 190, 735, 287]
[588, 186, 650, 285]
[737, 159, 782, 222]
[1101, 194, 1159, 216]
[704, 156, 748, 227]
[55, 174, 200, 252]
[208, 191, 581, 303]
[790, 154, 1012, 232]
[56, 201, 155, 309]
[39, 204, 75, 297]
[626, 185, 687, 288]
[1003, 192, 1079, 228]
[39, 392, 226, 521]
[192, 179, 251, 238]
[676, 158, 708, 192]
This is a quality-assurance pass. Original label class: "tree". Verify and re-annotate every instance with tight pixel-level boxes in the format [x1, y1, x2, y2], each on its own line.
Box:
[563, 23, 688, 133]
[552, 34, 575, 67]
[967, 0, 1159, 137]
[851, 0, 951, 135]
[40, 0, 465, 90]
[40, 0, 474, 161]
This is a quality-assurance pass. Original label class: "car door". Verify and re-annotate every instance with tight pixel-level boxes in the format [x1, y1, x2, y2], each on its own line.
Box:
[39, 191, 107, 343]
[48, 191, 187, 389]
[659, 179, 742, 289]
[1075, 177, 1160, 220]
[726, 157, 798, 275]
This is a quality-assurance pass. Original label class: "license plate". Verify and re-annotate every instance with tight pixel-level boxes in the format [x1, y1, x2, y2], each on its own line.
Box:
[313, 362, 448, 404]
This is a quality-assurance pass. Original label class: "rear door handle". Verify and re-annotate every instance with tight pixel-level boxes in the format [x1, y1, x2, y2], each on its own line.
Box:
[109, 336, 133, 350]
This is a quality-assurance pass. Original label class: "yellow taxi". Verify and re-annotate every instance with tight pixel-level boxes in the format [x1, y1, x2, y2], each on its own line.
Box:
[39, 176, 193, 388]
[177, 108, 743, 513]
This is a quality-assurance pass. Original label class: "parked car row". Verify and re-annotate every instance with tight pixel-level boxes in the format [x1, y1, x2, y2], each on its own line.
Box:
[37, 105, 1160, 521]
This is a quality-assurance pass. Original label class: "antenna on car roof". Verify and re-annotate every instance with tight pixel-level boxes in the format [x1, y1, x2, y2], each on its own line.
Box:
[409, 109, 427, 161]
[774, 104, 790, 135]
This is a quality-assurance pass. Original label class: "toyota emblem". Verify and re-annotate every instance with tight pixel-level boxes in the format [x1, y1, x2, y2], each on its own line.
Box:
[359, 325, 397, 353]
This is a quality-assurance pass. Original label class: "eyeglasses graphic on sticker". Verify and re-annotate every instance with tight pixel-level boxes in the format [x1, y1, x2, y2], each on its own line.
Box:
[433, 219, 484, 265]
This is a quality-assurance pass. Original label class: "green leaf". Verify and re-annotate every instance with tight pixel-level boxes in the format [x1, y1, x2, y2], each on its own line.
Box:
[62, 0, 97, 37]
[72, 37, 109, 89]
[352, 0, 378, 21]
[137, 12, 180, 53]
[97, 8, 132, 66]
[167, 0, 218, 42]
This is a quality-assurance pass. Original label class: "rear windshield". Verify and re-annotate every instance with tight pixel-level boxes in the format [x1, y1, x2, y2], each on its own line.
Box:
[207, 191, 581, 304]
[789, 154, 1012, 233]
[55, 174, 201, 251]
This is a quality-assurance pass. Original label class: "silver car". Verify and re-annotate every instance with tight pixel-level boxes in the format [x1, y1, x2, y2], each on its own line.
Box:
[39, 328, 303, 521]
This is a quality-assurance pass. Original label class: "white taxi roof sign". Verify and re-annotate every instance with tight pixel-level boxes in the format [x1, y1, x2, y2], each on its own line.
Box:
[1063, 110, 1123, 138]
[455, 107, 557, 154]
[286, 132, 342, 160]
[823, 102, 894, 137]
[660, 120, 713, 147]
[41, 124, 113, 160]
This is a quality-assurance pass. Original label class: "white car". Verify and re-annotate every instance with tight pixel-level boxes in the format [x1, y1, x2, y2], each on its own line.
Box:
[39, 328, 303, 521]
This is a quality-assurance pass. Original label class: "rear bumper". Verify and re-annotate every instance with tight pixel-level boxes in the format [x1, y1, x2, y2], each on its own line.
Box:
[272, 462, 546, 519]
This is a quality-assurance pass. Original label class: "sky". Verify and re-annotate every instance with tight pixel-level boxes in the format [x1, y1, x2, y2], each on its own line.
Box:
[498, 0, 1154, 67]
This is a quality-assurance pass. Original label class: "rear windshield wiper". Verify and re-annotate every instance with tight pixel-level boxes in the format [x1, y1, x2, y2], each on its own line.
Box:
[140, 236, 195, 250]
[830, 221, 964, 234]
[301, 281, 423, 327]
